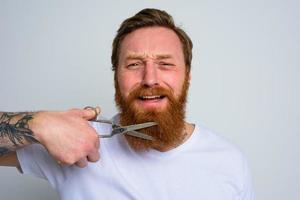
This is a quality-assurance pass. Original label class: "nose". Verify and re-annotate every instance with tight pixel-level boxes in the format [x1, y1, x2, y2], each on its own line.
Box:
[141, 61, 159, 87]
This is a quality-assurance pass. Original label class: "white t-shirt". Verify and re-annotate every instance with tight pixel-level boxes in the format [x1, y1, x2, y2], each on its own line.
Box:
[16, 121, 255, 200]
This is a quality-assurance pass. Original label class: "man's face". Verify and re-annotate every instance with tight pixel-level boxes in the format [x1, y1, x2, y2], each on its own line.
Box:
[115, 27, 190, 151]
[116, 27, 188, 111]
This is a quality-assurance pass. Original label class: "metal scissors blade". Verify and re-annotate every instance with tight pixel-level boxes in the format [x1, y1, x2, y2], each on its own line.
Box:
[89, 119, 157, 140]
[116, 122, 157, 133]
[126, 130, 154, 140]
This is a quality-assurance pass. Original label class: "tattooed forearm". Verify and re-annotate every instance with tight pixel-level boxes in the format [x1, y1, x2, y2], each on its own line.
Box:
[0, 112, 39, 156]
[0, 147, 10, 156]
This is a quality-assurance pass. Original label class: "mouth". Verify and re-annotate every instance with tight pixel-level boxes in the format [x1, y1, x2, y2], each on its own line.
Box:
[138, 95, 166, 101]
[136, 94, 167, 109]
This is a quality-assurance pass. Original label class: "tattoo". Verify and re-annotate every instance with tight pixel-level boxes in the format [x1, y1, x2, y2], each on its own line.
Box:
[0, 112, 38, 156]
[0, 147, 11, 156]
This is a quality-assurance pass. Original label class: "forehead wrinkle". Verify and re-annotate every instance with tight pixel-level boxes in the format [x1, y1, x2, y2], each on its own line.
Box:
[126, 52, 173, 60]
[126, 52, 147, 60]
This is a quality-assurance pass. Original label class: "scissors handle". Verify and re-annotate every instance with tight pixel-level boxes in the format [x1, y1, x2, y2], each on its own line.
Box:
[98, 135, 112, 138]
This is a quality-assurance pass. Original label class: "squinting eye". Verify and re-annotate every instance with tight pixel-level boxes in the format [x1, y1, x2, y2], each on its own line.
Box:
[159, 62, 175, 67]
[127, 62, 141, 69]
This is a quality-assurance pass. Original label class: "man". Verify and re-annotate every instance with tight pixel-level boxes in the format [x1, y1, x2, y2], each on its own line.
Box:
[0, 8, 255, 199]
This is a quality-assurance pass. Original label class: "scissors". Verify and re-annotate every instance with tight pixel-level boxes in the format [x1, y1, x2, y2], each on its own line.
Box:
[89, 119, 157, 141]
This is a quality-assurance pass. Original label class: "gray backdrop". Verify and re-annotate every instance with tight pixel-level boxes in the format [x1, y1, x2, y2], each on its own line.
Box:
[1, 0, 299, 199]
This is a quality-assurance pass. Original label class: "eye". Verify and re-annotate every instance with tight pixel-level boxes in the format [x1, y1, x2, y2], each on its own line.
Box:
[159, 62, 175, 68]
[126, 62, 142, 69]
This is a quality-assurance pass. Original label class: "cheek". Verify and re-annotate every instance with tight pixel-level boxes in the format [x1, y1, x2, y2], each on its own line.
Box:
[117, 72, 140, 98]
[161, 72, 186, 96]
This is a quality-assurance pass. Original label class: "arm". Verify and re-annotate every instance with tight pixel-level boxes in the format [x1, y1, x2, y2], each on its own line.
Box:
[0, 152, 18, 167]
[0, 112, 38, 167]
[0, 108, 101, 168]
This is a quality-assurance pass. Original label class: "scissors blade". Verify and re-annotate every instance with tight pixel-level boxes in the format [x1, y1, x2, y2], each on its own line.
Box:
[122, 122, 157, 132]
[126, 130, 154, 140]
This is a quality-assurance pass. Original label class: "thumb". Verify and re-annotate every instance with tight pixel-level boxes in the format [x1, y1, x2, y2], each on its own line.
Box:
[82, 106, 101, 120]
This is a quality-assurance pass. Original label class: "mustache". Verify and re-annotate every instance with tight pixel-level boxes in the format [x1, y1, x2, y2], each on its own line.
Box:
[126, 86, 175, 102]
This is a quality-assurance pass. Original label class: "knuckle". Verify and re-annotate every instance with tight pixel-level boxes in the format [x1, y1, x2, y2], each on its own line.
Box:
[76, 162, 87, 168]
[86, 142, 95, 152]
[77, 165, 84, 168]
[80, 139, 93, 152]
[63, 155, 76, 165]
[64, 159, 74, 165]
[82, 135, 98, 151]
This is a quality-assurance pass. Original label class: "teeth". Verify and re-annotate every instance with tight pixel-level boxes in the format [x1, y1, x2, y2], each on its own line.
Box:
[141, 95, 161, 100]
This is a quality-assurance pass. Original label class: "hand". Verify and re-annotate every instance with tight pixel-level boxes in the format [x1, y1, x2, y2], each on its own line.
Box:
[29, 107, 101, 168]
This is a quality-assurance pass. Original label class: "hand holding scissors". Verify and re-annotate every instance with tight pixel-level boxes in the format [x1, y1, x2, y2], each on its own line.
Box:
[85, 106, 157, 141]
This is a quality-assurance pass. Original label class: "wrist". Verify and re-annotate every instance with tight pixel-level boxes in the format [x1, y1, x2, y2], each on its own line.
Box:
[28, 111, 47, 144]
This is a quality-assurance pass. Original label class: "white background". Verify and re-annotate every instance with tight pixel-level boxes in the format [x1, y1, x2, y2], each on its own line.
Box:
[0, 0, 299, 199]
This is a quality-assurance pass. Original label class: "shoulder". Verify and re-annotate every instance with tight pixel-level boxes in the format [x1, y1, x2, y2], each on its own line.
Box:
[192, 123, 255, 199]
[193, 123, 250, 178]
[195, 123, 247, 159]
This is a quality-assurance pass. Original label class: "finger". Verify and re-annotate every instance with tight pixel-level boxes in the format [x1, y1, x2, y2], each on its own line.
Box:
[84, 106, 101, 115]
[95, 106, 101, 115]
[83, 106, 101, 120]
[87, 150, 100, 162]
[75, 158, 88, 168]
[94, 136, 100, 149]
[56, 160, 70, 167]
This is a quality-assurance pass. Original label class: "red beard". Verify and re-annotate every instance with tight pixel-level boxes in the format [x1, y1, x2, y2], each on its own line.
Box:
[115, 74, 190, 151]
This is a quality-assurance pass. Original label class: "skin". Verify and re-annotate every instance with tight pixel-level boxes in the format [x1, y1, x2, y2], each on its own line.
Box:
[117, 27, 194, 149]
[0, 27, 194, 168]
[117, 27, 189, 110]
[0, 108, 100, 168]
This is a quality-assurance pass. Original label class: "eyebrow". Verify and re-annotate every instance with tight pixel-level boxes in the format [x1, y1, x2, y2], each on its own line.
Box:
[126, 53, 173, 60]
[156, 54, 173, 60]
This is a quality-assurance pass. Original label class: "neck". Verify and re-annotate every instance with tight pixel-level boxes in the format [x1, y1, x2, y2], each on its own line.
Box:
[153, 122, 195, 152]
